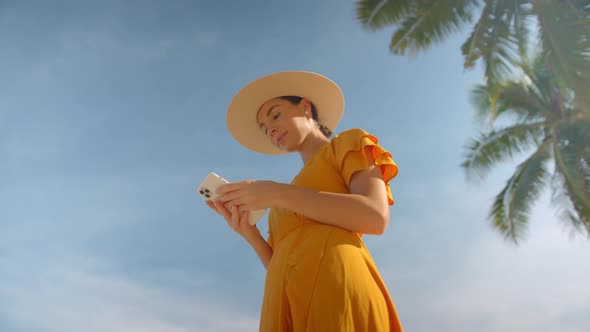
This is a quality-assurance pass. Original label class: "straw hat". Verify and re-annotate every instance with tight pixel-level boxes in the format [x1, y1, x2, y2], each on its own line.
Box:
[226, 71, 345, 154]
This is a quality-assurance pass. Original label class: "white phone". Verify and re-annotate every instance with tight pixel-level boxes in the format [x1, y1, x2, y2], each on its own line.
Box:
[197, 172, 267, 225]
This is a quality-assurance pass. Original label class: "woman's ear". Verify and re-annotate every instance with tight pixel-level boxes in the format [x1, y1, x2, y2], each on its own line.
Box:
[301, 98, 312, 117]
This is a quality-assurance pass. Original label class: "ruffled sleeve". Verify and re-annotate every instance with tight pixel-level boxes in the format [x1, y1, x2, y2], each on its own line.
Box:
[333, 128, 399, 205]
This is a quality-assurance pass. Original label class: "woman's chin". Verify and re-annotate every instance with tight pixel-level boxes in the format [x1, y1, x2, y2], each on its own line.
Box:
[279, 142, 297, 153]
[279, 145, 293, 153]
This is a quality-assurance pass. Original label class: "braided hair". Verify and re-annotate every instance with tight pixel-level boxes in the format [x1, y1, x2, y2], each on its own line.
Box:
[278, 96, 332, 138]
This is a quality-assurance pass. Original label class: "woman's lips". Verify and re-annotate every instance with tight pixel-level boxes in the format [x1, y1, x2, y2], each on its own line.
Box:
[277, 132, 288, 145]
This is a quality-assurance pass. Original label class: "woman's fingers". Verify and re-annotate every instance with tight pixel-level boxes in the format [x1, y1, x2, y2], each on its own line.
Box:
[230, 205, 240, 231]
[208, 199, 252, 235]
[215, 190, 241, 204]
[206, 200, 223, 213]
[212, 200, 230, 220]
[240, 208, 250, 225]
[207, 200, 222, 213]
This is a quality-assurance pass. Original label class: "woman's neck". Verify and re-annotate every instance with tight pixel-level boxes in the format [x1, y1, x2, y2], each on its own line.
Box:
[298, 130, 330, 165]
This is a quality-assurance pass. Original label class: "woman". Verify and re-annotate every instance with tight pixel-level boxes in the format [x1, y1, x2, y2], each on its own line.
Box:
[206, 71, 403, 331]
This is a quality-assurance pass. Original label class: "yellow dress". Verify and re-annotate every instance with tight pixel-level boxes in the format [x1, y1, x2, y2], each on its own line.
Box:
[259, 128, 403, 332]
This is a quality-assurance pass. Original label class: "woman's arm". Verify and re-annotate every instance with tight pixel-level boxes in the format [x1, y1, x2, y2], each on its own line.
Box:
[215, 148, 392, 235]
[206, 201, 273, 269]
[245, 232, 273, 269]
[274, 165, 390, 235]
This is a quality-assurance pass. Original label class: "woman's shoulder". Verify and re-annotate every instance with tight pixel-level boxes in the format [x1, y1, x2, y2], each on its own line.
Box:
[330, 128, 375, 150]
[328, 127, 392, 162]
[332, 128, 369, 142]
[332, 128, 370, 140]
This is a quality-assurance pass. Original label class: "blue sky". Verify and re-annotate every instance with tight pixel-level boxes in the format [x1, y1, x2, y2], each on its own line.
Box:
[1, 1, 589, 331]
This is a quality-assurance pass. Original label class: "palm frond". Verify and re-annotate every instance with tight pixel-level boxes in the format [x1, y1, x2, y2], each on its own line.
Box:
[523, 54, 559, 107]
[489, 139, 551, 243]
[551, 123, 590, 229]
[469, 78, 548, 126]
[356, 0, 416, 30]
[533, 0, 590, 109]
[470, 84, 498, 124]
[387, 0, 478, 56]
[494, 80, 550, 121]
[551, 171, 590, 237]
[550, 116, 590, 237]
[462, 2, 492, 69]
[512, 0, 532, 65]
[461, 0, 530, 83]
[462, 121, 545, 179]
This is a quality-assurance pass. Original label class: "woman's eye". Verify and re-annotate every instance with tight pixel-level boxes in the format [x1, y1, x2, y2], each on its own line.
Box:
[273, 113, 280, 120]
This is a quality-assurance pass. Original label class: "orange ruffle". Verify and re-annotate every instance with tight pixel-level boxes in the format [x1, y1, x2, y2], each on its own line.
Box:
[335, 129, 398, 205]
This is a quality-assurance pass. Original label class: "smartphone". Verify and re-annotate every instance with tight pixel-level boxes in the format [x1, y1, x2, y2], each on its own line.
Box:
[197, 172, 266, 225]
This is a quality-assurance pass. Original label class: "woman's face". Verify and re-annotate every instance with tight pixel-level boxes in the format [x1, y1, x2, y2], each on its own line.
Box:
[256, 97, 313, 152]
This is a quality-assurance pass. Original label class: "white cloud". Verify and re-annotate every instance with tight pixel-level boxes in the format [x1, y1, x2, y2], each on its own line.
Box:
[429, 213, 590, 332]
[0, 256, 259, 332]
[373, 173, 590, 332]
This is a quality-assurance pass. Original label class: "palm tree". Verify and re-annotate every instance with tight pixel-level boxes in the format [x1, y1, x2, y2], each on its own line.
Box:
[356, 0, 590, 242]
[356, 0, 590, 109]
[462, 53, 590, 243]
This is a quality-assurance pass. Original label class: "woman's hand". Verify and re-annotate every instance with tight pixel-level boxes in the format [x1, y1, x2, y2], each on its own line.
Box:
[214, 180, 283, 211]
[205, 200, 261, 241]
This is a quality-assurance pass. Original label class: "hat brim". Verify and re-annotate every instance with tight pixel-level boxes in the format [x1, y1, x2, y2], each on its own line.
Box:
[226, 71, 344, 155]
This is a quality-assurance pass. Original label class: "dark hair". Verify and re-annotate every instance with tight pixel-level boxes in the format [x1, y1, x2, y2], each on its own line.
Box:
[278, 96, 332, 138]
